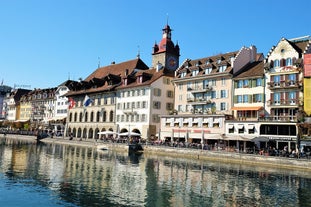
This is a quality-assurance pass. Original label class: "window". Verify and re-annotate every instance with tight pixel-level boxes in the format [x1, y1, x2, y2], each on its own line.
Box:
[237, 80, 243, 88]
[254, 94, 262, 102]
[203, 80, 209, 88]
[167, 103, 174, 110]
[192, 70, 199, 76]
[219, 65, 227, 72]
[256, 78, 262, 87]
[178, 84, 183, 90]
[274, 59, 280, 68]
[248, 126, 255, 134]
[211, 79, 216, 86]
[211, 91, 216, 99]
[142, 101, 147, 108]
[187, 82, 192, 90]
[243, 80, 249, 87]
[286, 58, 292, 66]
[274, 93, 281, 104]
[243, 95, 248, 103]
[167, 91, 173, 98]
[237, 95, 242, 103]
[220, 90, 226, 98]
[153, 101, 161, 109]
[205, 67, 212, 74]
[181, 72, 187, 78]
[141, 114, 146, 122]
[221, 78, 226, 85]
[238, 126, 244, 134]
[273, 75, 280, 86]
[220, 102, 226, 110]
[152, 114, 160, 122]
[289, 91, 296, 104]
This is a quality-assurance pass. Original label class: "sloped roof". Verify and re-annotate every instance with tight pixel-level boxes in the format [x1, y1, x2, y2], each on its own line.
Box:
[175, 51, 238, 79]
[233, 61, 264, 79]
[84, 58, 149, 81]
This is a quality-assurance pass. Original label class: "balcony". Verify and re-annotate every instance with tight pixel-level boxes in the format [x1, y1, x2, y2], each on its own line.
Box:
[259, 116, 297, 122]
[187, 86, 213, 93]
[267, 99, 300, 107]
[267, 80, 302, 90]
[187, 98, 213, 105]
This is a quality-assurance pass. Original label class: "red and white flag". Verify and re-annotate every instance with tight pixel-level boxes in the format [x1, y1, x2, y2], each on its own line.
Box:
[68, 98, 76, 109]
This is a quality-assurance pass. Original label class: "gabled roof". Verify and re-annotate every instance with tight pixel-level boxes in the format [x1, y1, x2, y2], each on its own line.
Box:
[233, 61, 264, 79]
[117, 67, 174, 89]
[175, 51, 238, 79]
[266, 36, 311, 58]
[84, 58, 149, 81]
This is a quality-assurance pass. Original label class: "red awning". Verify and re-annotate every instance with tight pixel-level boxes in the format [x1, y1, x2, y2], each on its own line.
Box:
[231, 106, 263, 111]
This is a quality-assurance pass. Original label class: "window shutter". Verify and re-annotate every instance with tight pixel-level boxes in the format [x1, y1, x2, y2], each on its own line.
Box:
[248, 95, 252, 103]
[234, 81, 237, 88]
[226, 90, 229, 98]
[234, 95, 237, 103]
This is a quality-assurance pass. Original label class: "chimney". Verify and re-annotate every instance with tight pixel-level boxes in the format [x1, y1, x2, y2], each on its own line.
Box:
[250, 45, 257, 62]
[125, 69, 129, 76]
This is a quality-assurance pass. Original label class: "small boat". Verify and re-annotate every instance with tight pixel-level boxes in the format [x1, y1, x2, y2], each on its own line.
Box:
[97, 144, 109, 151]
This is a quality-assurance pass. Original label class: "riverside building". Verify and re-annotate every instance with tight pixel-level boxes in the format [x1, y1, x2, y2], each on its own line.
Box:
[65, 24, 179, 140]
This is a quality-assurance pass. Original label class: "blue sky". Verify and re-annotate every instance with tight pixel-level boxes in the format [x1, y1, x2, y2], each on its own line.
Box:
[1, 0, 311, 89]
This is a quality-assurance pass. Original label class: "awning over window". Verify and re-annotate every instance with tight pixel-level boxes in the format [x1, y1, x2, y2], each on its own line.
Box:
[228, 124, 234, 129]
[231, 106, 263, 111]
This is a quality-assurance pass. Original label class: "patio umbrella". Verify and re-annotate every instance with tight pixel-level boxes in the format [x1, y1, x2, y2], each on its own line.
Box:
[98, 131, 116, 135]
[118, 132, 141, 137]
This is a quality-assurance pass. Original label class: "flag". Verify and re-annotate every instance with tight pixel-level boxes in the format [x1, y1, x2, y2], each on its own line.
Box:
[68, 98, 75, 109]
[83, 95, 93, 107]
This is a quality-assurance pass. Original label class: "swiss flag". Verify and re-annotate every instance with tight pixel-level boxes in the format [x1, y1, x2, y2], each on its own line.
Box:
[68, 98, 75, 109]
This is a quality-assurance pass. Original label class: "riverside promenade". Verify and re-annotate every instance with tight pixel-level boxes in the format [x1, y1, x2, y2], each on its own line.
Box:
[3, 134, 311, 172]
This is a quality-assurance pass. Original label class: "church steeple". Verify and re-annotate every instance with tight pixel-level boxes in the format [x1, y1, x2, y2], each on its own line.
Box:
[152, 24, 180, 70]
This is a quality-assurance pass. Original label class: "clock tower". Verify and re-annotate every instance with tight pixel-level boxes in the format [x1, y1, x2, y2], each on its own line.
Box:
[152, 24, 180, 70]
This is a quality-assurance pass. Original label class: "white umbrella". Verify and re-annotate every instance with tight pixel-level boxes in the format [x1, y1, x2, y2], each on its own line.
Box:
[98, 131, 116, 135]
[119, 132, 141, 137]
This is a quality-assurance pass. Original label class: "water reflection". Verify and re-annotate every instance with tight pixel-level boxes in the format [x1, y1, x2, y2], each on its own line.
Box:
[0, 137, 310, 207]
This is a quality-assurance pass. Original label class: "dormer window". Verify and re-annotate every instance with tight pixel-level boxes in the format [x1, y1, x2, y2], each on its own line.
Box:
[195, 62, 200, 67]
[219, 65, 227, 73]
[181, 72, 187, 78]
[205, 67, 212, 74]
[217, 59, 221, 64]
[192, 69, 199, 77]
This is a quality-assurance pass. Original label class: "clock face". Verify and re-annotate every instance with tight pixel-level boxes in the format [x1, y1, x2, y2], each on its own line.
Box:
[167, 56, 177, 69]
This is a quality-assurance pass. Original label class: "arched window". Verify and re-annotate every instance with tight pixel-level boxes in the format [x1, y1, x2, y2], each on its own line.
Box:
[90, 111, 94, 122]
[109, 111, 114, 122]
[103, 111, 107, 122]
[74, 112, 77, 122]
[84, 112, 88, 122]
[79, 112, 83, 122]
[69, 113, 73, 122]
[96, 111, 100, 122]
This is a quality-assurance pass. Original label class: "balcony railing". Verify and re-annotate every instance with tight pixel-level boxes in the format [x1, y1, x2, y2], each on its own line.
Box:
[258, 116, 297, 122]
[187, 98, 212, 105]
[187, 86, 213, 93]
[267, 99, 300, 107]
[267, 80, 302, 89]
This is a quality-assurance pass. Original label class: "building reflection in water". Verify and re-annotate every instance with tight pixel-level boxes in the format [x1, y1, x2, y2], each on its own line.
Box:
[0, 138, 311, 206]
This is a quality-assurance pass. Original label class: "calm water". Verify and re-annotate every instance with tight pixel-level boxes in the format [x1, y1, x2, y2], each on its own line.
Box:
[0, 137, 311, 207]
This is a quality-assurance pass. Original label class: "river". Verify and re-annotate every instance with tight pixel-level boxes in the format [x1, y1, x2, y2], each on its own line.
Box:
[0, 137, 310, 207]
